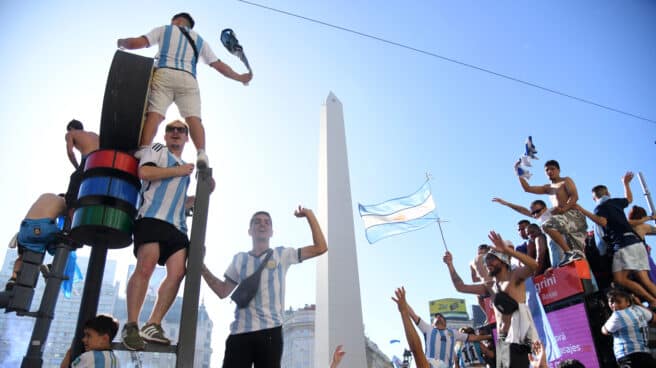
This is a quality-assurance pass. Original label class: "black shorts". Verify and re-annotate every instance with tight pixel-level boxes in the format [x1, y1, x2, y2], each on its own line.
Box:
[618, 352, 656, 368]
[223, 326, 283, 368]
[64, 166, 84, 210]
[133, 218, 189, 266]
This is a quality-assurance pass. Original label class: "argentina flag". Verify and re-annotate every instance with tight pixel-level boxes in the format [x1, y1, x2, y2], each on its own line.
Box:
[358, 180, 437, 243]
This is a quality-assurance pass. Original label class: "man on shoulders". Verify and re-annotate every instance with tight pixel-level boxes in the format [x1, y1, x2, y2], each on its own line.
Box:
[516, 160, 588, 266]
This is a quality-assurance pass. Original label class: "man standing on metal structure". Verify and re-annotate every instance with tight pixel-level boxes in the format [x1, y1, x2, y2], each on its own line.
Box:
[64, 119, 99, 221]
[201, 207, 328, 368]
[117, 12, 253, 168]
[121, 120, 196, 351]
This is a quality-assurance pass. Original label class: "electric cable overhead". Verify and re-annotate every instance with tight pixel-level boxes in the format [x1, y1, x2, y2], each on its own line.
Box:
[237, 0, 656, 125]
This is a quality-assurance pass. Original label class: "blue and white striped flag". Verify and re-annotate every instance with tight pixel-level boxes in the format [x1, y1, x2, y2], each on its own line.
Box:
[358, 180, 437, 244]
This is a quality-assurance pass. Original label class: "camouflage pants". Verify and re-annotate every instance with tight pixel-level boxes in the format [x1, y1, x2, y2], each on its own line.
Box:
[543, 208, 588, 252]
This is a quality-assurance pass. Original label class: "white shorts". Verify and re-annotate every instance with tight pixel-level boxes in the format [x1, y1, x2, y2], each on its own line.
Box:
[612, 242, 650, 272]
[148, 68, 201, 118]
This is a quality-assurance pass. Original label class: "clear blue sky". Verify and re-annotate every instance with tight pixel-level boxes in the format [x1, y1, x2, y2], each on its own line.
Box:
[1, 1, 655, 366]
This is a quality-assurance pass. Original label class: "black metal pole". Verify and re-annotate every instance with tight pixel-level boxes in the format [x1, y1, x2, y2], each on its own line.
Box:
[21, 243, 72, 368]
[70, 245, 108, 361]
[176, 167, 212, 368]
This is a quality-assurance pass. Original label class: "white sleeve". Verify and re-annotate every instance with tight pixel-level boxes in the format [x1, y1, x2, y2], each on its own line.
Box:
[139, 144, 166, 167]
[71, 351, 94, 368]
[200, 42, 219, 65]
[224, 253, 241, 284]
[603, 312, 621, 334]
[144, 26, 164, 47]
[417, 318, 432, 335]
[279, 247, 300, 268]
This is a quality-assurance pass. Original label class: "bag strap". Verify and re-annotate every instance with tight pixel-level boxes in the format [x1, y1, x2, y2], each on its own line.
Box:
[177, 26, 199, 62]
[248, 249, 273, 279]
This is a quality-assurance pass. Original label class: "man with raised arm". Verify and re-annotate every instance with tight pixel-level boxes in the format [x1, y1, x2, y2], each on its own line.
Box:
[444, 231, 539, 368]
[516, 160, 588, 266]
[391, 287, 443, 368]
[576, 172, 656, 309]
[117, 12, 252, 168]
[492, 197, 564, 267]
[201, 207, 327, 368]
[400, 294, 490, 367]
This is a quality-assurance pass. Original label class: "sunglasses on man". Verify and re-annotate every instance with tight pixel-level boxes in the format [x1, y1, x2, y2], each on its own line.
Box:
[166, 126, 188, 134]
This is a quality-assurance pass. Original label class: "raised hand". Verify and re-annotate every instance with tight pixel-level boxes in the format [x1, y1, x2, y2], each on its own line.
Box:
[492, 197, 508, 206]
[488, 231, 511, 254]
[294, 205, 312, 218]
[443, 251, 454, 265]
[391, 287, 409, 312]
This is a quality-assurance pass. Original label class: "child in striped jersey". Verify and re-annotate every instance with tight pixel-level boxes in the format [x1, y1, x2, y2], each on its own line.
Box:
[61, 314, 120, 368]
[602, 288, 656, 367]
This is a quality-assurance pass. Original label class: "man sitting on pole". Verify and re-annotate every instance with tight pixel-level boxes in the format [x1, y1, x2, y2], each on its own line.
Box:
[3, 193, 66, 292]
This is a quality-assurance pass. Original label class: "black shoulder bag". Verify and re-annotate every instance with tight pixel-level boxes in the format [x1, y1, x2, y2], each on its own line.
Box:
[178, 26, 199, 62]
[230, 249, 273, 308]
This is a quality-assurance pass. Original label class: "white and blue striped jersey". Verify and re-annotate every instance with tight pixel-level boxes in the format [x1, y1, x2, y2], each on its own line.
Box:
[603, 305, 653, 359]
[72, 350, 120, 368]
[137, 143, 190, 233]
[145, 25, 219, 77]
[457, 341, 485, 367]
[417, 319, 468, 366]
[224, 246, 301, 334]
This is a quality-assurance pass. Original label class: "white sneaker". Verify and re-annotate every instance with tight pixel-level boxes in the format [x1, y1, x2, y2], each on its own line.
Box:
[197, 151, 209, 169]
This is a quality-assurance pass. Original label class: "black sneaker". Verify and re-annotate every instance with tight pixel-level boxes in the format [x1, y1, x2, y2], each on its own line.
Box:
[558, 250, 584, 267]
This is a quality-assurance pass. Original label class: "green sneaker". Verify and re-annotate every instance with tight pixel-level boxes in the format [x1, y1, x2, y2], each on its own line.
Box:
[122, 322, 145, 351]
[140, 322, 171, 345]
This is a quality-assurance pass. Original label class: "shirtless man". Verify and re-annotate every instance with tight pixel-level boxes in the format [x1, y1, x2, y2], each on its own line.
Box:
[64, 120, 99, 218]
[5, 193, 66, 291]
[444, 231, 539, 368]
[526, 223, 551, 276]
[515, 160, 587, 266]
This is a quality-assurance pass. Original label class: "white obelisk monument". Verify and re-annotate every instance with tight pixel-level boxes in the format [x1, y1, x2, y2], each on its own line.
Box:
[314, 92, 367, 367]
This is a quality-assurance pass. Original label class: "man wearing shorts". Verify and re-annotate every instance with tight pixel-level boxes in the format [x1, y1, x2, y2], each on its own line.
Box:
[117, 12, 253, 168]
[518, 159, 588, 266]
[122, 120, 195, 350]
[576, 171, 656, 309]
[5, 193, 66, 291]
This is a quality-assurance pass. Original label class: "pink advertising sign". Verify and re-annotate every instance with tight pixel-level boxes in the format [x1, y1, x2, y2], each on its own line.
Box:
[546, 303, 600, 368]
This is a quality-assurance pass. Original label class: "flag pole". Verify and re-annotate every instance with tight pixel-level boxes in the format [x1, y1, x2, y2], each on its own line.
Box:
[426, 172, 449, 252]
[638, 172, 656, 222]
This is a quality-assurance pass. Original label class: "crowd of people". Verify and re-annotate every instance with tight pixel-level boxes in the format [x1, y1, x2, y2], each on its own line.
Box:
[3, 10, 656, 368]
[392, 160, 656, 368]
